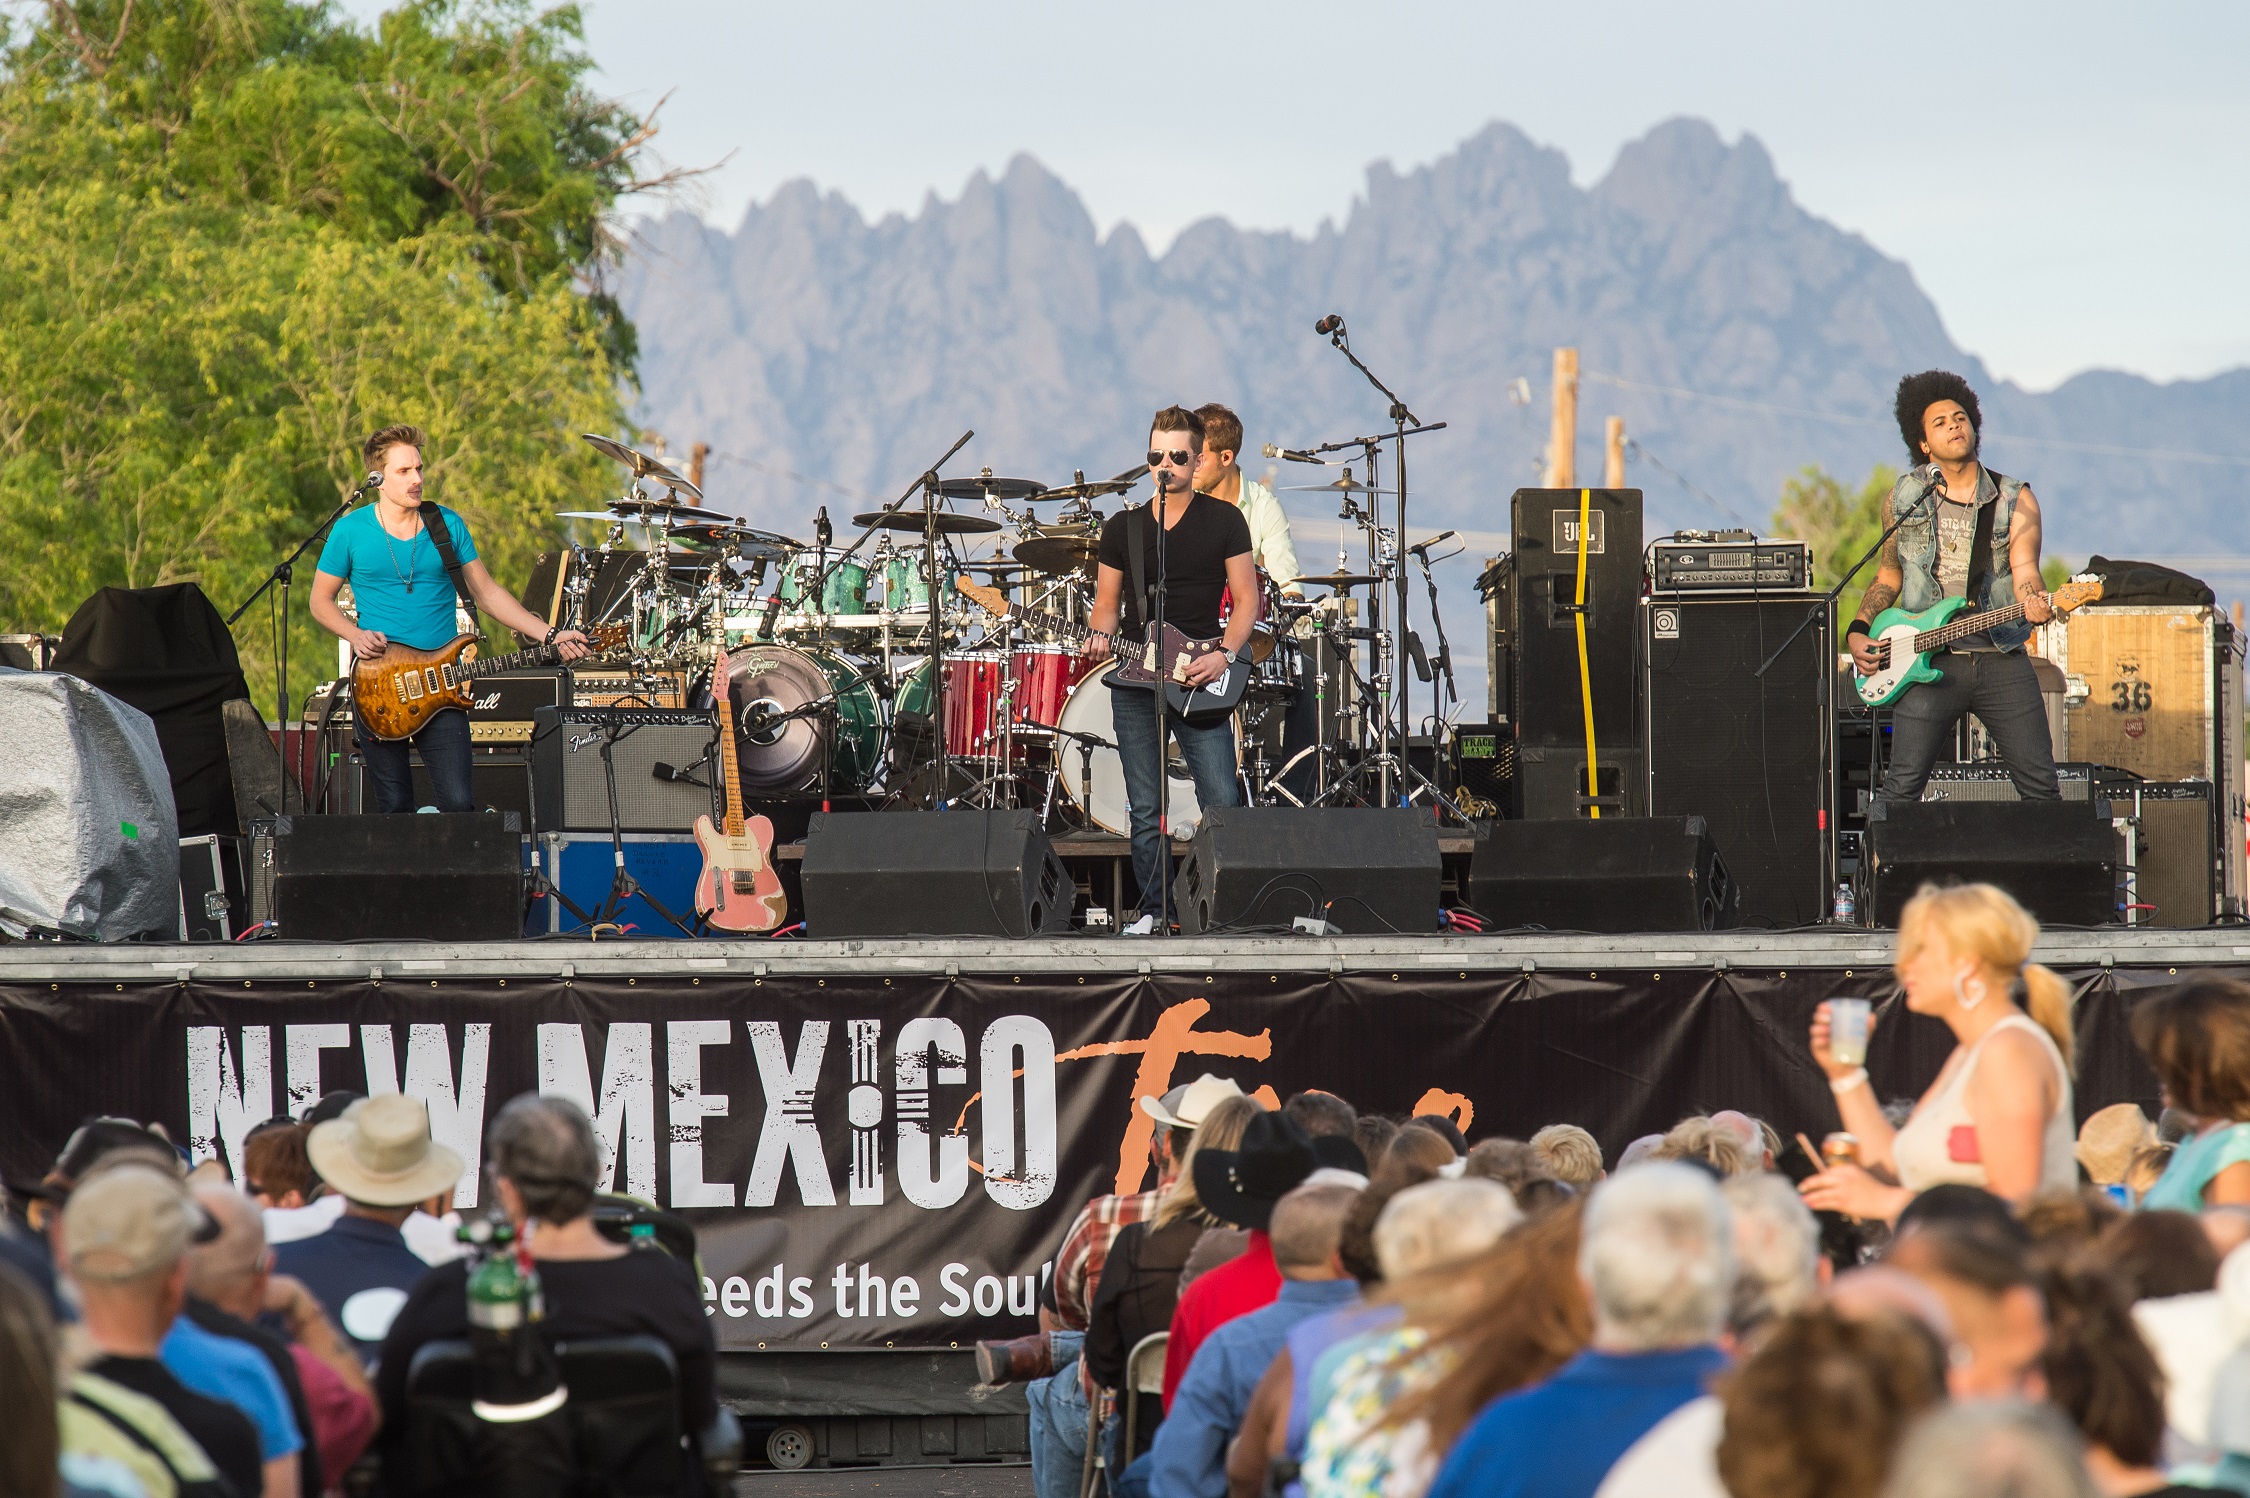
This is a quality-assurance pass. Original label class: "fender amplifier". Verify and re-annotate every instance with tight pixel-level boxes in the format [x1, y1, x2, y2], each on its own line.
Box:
[530, 706, 717, 834]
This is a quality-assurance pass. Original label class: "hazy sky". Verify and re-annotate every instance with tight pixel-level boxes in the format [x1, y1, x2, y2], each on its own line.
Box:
[340, 0, 2249, 391]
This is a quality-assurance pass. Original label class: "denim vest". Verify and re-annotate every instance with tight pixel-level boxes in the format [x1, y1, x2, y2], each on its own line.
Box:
[1890, 465, 2031, 652]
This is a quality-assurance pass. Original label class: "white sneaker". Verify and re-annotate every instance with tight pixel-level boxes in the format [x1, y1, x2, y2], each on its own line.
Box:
[1120, 914, 1156, 936]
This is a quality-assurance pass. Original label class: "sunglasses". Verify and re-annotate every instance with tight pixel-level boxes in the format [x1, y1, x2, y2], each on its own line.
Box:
[1147, 449, 1197, 469]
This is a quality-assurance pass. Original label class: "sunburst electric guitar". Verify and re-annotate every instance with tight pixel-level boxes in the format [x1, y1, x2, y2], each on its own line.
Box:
[693, 642, 787, 932]
[1854, 577, 2103, 707]
[352, 625, 630, 741]
[956, 577, 1249, 720]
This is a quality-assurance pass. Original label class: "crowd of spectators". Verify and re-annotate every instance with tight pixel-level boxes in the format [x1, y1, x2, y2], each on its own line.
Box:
[1, 1089, 713, 1497]
[995, 884, 2250, 1498]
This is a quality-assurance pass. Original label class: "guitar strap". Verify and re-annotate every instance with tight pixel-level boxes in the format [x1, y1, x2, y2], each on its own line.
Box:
[420, 505, 484, 639]
[1126, 503, 1152, 662]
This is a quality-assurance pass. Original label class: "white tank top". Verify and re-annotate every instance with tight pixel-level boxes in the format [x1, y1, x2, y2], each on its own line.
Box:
[1891, 1013, 2076, 1194]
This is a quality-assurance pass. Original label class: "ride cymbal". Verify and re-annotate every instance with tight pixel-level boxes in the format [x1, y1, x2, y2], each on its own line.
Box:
[854, 509, 1003, 535]
[935, 474, 1048, 501]
[581, 433, 704, 501]
[1283, 474, 1390, 495]
[1294, 571, 1382, 589]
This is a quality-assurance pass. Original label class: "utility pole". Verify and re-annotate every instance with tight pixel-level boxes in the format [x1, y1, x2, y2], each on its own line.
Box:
[1543, 347, 1579, 488]
[1604, 417, 1626, 489]
[688, 442, 709, 502]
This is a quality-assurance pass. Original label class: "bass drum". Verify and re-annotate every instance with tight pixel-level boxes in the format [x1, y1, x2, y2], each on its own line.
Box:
[1056, 661, 1237, 838]
[724, 645, 881, 796]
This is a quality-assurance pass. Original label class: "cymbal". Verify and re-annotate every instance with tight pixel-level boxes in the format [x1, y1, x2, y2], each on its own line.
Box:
[1284, 475, 1391, 495]
[582, 433, 704, 502]
[1295, 571, 1382, 589]
[1014, 535, 1100, 577]
[1025, 478, 1133, 502]
[853, 508, 1002, 535]
[936, 474, 1048, 501]
[669, 522, 802, 559]
[965, 559, 1034, 574]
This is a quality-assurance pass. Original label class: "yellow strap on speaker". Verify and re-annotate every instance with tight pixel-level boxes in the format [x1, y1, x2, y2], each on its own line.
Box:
[1573, 487, 1600, 818]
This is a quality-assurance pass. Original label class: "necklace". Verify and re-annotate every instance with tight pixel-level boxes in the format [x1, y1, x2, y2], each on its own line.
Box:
[380, 512, 424, 594]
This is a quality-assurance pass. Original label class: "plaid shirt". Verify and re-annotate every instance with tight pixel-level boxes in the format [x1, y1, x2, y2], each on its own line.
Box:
[1051, 1186, 1162, 1332]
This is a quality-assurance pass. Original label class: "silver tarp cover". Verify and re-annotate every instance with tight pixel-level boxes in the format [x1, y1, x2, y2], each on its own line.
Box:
[0, 670, 180, 939]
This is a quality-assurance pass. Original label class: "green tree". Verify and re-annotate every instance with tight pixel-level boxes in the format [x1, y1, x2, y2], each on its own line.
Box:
[0, 0, 683, 711]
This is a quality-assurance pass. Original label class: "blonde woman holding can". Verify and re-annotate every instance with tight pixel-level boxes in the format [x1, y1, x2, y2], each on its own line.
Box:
[1800, 883, 2077, 1221]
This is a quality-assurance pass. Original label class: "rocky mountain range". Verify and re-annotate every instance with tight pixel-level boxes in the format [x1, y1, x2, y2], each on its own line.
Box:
[618, 118, 2249, 712]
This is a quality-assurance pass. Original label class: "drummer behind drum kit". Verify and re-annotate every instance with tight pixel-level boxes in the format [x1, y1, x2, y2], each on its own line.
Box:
[530, 431, 1465, 843]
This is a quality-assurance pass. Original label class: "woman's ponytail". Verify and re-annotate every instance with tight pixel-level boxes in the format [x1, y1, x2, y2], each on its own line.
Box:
[2021, 962, 2076, 1074]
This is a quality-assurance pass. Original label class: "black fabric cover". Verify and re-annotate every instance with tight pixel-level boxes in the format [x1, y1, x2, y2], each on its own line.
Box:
[2086, 556, 2216, 608]
[52, 584, 253, 838]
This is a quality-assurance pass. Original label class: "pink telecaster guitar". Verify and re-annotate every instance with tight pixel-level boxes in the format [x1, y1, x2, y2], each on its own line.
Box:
[692, 641, 787, 932]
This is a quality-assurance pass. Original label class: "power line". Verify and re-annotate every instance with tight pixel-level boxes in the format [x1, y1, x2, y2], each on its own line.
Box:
[1584, 371, 2250, 470]
[1622, 438, 1753, 526]
[705, 450, 888, 503]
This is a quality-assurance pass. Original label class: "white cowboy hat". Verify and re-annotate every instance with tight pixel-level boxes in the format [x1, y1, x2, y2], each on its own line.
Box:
[307, 1095, 464, 1207]
[1139, 1073, 1246, 1131]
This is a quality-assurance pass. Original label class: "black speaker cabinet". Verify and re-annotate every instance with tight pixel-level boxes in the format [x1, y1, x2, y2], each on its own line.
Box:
[1516, 745, 1646, 820]
[352, 745, 532, 820]
[1507, 488, 1643, 757]
[262, 813, 523, 940]
[1645, 595, 1832, 927]
[1865, 799, 2117, 927]
[801, 810, 1072, 938]
[530, 708, 717, 834]
[1172, 807, 1440, 935]
[1464, 816, 1741, 933]
[2104, 780, 2219, 928]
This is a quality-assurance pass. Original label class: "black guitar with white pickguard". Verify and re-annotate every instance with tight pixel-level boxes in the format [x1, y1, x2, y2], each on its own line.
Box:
[956, 577, 1250, 719]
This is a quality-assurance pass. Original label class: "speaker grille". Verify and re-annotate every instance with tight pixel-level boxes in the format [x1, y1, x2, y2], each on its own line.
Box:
[1646, 596, 1829, 927]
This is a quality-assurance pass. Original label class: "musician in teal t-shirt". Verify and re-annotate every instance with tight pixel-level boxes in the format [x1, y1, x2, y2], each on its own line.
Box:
[310, 424, 588, 812]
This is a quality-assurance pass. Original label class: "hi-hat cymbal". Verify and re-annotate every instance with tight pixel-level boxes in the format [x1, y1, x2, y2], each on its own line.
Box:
[936, 473, 1048, 501]
[582, 433, 704, 502]
[1295, 570, 1382, 589]
[965, 559, 1033, 574]
[1025, 478, 1133, 502]
[854, 509, 1003, 535]
[1283, 474, 1390, 495]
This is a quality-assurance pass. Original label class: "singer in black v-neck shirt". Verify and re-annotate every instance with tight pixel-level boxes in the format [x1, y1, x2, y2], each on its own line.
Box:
[1095, 491, 1253, 642]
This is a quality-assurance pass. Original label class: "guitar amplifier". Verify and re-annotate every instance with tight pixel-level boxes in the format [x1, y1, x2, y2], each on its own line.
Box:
[1920, 762, 2097, 803]
[530, 706, 717, 834]
[465, 669, 569, 744]
[1650, 538, 1811, 592]
[573, 669, 688, 709]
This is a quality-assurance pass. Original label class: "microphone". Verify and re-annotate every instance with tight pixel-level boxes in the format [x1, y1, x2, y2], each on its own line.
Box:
[1407, 529, 1458, 559]
[1262, 444, 1321, 463]
[357, 470, 384, 494]
[1314, 314, 1344, 336]
[815, 505, 832, 549]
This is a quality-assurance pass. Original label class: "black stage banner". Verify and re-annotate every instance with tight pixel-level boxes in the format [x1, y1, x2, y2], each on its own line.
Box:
[0, 965, 2219, 1349]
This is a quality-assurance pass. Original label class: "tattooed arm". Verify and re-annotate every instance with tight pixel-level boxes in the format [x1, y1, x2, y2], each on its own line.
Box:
[1848, 492, 1904, 672]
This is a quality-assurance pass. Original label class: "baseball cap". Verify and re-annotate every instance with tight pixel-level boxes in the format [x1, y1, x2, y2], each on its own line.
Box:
[63, 1163, 213, 1282]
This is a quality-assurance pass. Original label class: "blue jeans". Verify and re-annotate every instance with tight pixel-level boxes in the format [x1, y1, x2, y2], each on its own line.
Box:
[1027, 1331, 1089, 1498]
[1109, 683, 1240, 917]
[357, 706, 473, 813]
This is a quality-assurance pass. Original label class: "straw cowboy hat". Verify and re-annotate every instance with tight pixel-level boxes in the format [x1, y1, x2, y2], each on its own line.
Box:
[1139, 1073, 1246, 1131]
[307, 1095, 464, 1207]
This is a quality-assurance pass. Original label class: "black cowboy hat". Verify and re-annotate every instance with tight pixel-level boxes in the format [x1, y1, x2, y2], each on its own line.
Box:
[1191, 1111, 1364, 1231]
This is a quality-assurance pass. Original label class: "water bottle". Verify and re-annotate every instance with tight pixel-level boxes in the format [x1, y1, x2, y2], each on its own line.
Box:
[467, 1222, 537, 1332]
[1831, 881, 1857, 925]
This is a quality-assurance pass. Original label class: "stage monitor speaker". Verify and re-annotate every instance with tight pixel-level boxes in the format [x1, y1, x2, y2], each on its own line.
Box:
[1865, 800, 2117, 927]
[1645, 595, 1831, 927]
[1507, 488, 1643, 754]
[259, 813, 523, 941]
[530, 707, 717, 834]
[1172, 807, 1440, 935]
[1464, 816, 1740, 933]
[800, 810, 1071, 938]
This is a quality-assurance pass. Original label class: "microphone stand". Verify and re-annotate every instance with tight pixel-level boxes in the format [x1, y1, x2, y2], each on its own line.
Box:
[1318, 317, 1448, 792]
[1151, 473, 1172, 935]
[231, 481, 366, 813]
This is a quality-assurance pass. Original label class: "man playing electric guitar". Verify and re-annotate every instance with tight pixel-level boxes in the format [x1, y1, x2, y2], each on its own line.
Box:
[1848, 372, 2059, 805]
[1086, 405, 1261, 933]
[310, 424, 590, 812]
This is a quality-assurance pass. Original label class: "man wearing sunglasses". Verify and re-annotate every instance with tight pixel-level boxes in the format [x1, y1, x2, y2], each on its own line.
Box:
[1086, 406, 1260, 934]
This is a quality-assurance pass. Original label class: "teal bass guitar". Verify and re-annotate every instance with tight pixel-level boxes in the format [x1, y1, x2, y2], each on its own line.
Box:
[1853, 577, 2104, 707]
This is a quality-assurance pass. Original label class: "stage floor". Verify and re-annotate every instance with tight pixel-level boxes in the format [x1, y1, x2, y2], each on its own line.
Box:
[6, 924, 2247, 982]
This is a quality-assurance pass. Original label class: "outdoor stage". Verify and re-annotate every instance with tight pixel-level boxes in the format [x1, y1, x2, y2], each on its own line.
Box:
[6, 926, 2246, 1465]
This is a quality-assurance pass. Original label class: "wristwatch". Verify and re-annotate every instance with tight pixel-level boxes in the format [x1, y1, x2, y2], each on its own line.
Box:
[1219, 646, 1239, 665]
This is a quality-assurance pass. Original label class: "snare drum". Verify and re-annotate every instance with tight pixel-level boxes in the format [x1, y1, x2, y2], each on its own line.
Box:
[779, 550, 868, 616]
[895, 651, 1010, 761]
[1009, 645, 1085, 732]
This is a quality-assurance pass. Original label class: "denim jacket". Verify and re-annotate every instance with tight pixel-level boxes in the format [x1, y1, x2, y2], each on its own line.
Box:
[1889, 464, 2031, 651]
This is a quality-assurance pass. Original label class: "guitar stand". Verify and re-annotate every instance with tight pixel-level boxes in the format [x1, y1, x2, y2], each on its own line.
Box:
[588, 718, 696, 937]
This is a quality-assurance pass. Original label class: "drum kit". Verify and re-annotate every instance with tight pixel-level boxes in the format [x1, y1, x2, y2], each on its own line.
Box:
[548, 431, 1468, 838]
